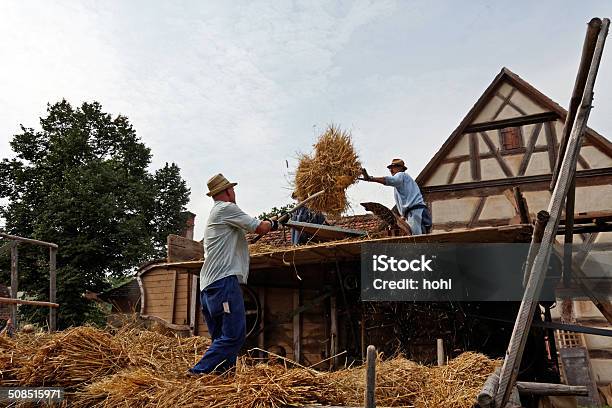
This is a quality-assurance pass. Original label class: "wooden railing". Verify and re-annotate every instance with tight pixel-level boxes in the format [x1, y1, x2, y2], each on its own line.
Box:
[0, 233, 58, 331]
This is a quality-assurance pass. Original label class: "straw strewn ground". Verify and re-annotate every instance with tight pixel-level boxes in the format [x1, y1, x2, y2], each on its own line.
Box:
[293, 124, 362, 216]
[0, 325, 498, 407]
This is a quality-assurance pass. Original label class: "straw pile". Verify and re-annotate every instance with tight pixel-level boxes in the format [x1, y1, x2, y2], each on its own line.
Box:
[0, 325, 499, 408]
[294, 124, 361, 216]
[329, 352, 499, 408]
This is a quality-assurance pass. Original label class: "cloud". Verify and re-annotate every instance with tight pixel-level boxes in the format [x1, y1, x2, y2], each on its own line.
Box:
[1, 0, 611, 240]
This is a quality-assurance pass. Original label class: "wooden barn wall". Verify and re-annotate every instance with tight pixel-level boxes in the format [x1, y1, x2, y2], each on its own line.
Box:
[142, 269, 175, 321]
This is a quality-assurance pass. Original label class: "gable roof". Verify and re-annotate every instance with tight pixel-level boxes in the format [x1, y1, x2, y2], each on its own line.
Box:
[416, 67, 612, 186]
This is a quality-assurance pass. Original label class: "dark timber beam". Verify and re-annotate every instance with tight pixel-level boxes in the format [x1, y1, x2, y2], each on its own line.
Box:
[465, 112, 559, 133]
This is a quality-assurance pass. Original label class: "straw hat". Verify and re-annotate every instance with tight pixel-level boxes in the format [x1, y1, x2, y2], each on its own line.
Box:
[386, 158, 407, 171]
[206, 173, 237, 197]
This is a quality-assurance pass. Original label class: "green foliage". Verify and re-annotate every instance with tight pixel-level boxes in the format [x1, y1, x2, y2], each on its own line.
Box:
[0, 100, 190, 328]
[258, 203, 294, 220]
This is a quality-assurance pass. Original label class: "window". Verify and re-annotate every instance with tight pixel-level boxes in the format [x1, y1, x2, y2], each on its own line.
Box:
[499, 126, 523, 152]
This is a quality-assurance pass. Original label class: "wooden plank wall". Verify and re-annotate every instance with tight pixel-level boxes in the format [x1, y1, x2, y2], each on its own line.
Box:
[251, 287, 328, 365]
[142, 268, 191, 325]
[142, 267, 331, 366]
[142, 269, 175, 321]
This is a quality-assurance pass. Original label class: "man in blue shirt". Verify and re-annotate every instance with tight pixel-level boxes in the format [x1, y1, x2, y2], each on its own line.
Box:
[362, 159, 431, 235]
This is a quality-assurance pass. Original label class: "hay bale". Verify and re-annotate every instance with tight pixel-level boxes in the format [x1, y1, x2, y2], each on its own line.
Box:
[294, 124, 361, 216]
[17, 326, 130, 388]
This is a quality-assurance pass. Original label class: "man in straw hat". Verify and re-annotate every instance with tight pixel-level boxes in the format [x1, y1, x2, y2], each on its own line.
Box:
[361, 159, 432, 235]
[189, 173, 277, 375]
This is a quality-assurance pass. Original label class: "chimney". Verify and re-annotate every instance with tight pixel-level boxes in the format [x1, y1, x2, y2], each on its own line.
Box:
[180, 211, 196, 240]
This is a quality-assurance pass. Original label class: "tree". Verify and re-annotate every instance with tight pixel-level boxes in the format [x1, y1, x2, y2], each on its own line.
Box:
[258, 203, 294, 220]
[0, 100, 190, 328]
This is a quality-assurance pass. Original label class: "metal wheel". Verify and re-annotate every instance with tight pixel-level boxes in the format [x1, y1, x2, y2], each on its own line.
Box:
[240, 284, 261, 339]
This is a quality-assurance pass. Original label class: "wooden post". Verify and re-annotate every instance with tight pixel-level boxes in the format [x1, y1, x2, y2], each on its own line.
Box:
[49, 247, 57, 332]
[0, 298, 59, 307]
[365, 345, 376, 408]
[523, 210, 550, 288]
[330, 296, 338, 369]
[170, 270, 177, 324]
[10, 241, 18, 328]
[258, 289, 266, 359]
[513, 187, 530, 224]
[189, 274, 198, 334]
[436, 338, 445, 366]
[293, 289, 302, 364]
[495, 18, 609, 408]
[551, 18, 603, 190]
[563, 179, 576, 288]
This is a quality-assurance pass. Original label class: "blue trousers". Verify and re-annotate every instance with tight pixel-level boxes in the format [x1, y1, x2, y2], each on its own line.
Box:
[189, 275, 246, 374]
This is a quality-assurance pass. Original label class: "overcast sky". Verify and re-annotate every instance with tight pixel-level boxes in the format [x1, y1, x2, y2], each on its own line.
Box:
[1, 1, 611, 239]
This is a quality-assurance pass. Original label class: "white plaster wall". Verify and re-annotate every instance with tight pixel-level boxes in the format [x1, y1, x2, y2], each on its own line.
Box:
[505, 154, 524, 177]
[575, 185, 612, 213]
[480, 157, 508, 180]
[523, 190, 551, 213]
[454, 161, 472, 183]
[447, 134, 470, 157]
[479, 195, 516, 220]
[431, 197, 482, 223]
[524, 151, 551, 175]
[580, 145, 612, 168]
[425, 163, 455, 186]
[510, 90, 547, 115]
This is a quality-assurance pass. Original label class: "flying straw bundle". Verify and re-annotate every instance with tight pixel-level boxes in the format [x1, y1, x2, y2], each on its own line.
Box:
[294, 125, 361, 216]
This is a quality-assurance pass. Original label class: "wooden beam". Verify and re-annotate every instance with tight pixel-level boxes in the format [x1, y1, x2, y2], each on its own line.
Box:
[520, 382, 588, 396]
[469, 133, 481, 181]
[523, 211, 550, 288]
[285, 220, 366, 242]
[564, 180, 576, 290]
[467, 197, 486, 229]
[577, 154, 591, 170]
[480, 132, 514, 177]
[447, 161, 461, 184]
[170, 270, 177, 324]
[437, 339, 445, 366]
[136, 275, 146, 315]
[258, 289, 265, 359]
[189, 274, 198, 334]
[10, 241, 18, 327]
[513, 187, 531, 224]
[466, 111, 559, 133]
[0, 233, 58, 248]
[551, 17, 602, 190]
[365, 345, 376, 408]
[422, 167, 612, 198]
[293, 289, 302, 363]
[492, 88, 517, 120]
[330, 296, 338, 369]
[49, 247, 57, 331]
[0, 297, 58, 308]
[496, 18, 609, 408]
[545, 121, 558, 172]
[518, 122, 543, 176]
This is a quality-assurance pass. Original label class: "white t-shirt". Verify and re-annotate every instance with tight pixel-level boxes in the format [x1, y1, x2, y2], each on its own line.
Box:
[199, 201, 261, 289]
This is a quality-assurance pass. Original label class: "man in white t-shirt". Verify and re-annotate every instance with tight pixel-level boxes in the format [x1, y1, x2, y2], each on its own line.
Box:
[189, 173, 276, 374]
